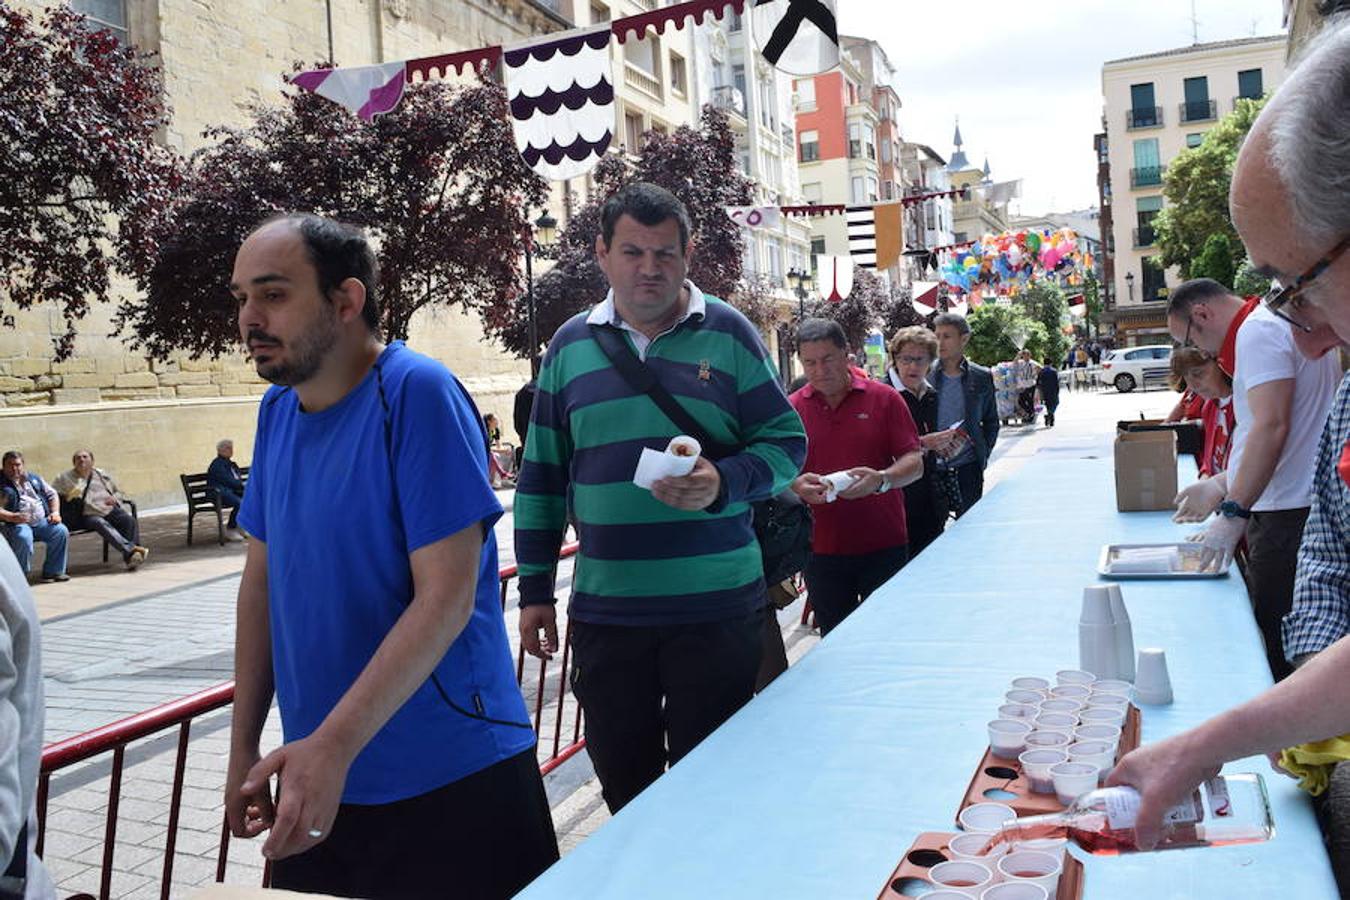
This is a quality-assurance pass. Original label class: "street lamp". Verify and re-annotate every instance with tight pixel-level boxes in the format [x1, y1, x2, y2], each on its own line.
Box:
[786, 267, 810, 321]
[1124, 271, 1135, 304]
[525, 210, 558, 376]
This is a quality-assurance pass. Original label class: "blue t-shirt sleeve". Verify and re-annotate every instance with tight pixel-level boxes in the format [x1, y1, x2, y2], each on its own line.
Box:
[236, 391, 276, 543]
[393, 365, 503, 552]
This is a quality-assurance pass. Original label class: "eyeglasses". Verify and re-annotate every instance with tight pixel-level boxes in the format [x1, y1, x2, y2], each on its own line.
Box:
[897, 354, 931, 366]
[1264, 235, 1350, 334]
[1181, 315, 1195, 348]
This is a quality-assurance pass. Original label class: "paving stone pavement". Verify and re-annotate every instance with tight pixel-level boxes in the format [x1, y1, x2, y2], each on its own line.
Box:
[34, 387, 1174, 898]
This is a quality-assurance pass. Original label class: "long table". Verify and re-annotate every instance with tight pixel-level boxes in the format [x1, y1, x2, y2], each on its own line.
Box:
[518, 452, 1339, 899]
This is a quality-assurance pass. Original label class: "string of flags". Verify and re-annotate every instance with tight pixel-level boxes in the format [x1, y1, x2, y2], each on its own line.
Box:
[292, 0, 842, 182]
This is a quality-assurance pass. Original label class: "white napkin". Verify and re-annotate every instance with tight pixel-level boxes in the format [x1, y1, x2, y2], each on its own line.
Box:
[822, 470, 858, 503]
[1110, 547, 1182, 574]
[633, 436, 702, 490]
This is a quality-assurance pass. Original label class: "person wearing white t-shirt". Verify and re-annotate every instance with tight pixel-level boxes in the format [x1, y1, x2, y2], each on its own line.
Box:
[1168, 278, 1340, 680]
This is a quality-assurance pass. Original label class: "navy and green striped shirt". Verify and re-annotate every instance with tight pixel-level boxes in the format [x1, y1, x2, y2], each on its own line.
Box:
[514, 289, 807, 625]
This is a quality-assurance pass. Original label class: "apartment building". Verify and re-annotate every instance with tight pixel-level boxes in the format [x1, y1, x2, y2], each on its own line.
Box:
[1100, 35, 1286, 345]
[897, 142, 955, 284]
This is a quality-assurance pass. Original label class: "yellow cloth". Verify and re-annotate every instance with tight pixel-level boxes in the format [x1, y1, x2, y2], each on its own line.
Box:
[1279, 735, 1350, 796]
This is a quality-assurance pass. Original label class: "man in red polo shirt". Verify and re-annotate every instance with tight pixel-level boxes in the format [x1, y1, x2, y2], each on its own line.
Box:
[789, 318, 923, 635]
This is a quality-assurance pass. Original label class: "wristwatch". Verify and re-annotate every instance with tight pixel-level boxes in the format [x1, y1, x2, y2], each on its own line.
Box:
[875, 476, 892, 495]
[1218, 499, 1251, 519]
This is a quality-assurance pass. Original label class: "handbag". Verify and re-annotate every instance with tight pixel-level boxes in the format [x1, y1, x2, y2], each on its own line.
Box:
[589, 324, 813, 584]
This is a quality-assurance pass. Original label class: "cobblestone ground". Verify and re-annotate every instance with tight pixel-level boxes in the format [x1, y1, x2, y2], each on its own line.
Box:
[36, 385, 1174, 898]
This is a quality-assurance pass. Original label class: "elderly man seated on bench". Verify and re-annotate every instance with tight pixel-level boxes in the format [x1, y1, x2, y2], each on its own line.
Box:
[0, 451, 69, 583]
[53, 450, 148, 570]
[207, 439, 245, 541]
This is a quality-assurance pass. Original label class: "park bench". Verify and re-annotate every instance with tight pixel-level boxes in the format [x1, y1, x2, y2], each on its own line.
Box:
[180, 467, 250, 545]
[59, 499, 140, 563]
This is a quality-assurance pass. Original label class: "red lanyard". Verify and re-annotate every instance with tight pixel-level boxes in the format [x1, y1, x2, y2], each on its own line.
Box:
[1339, 438, 1350, 489]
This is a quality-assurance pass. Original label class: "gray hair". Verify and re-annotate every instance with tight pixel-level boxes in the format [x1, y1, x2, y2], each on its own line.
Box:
[1264, 13, 1350, 242]
[796, 317, 846, 350]
[216, 438, 233, 452]
[933, 312, 971, 336]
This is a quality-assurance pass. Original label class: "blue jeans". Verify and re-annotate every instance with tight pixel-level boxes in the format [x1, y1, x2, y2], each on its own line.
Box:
[215, 488, 243, 528]
[5, 521, 69, 577]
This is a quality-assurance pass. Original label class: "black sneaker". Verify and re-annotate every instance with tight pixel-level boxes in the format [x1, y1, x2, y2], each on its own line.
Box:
[41, 573, 70, 583]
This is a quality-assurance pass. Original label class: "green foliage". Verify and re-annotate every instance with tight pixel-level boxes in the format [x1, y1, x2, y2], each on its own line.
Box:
[1191, 232, 1237, 288]
[1153, 98, 1265, 279]
[1233, 257, 1272, 297]
[798, 267, 888, 350]
[966, 303, 1048, 367]
[1016, 282, 1070, 371]
[1082, 271, 1103, 336]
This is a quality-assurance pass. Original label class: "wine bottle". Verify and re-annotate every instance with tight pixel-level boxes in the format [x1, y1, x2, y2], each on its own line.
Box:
[982, 773, 1274, 855]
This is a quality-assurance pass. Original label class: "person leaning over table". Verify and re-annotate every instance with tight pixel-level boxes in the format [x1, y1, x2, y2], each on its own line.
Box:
[52, 450, 148, 571]
[224, 213, 557, 898]
[1111, 17, 1350, 863]
[883, 325, 949, 557]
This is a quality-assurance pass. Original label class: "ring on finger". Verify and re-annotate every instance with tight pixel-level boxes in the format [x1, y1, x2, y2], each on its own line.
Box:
[307, 828, 324, 839]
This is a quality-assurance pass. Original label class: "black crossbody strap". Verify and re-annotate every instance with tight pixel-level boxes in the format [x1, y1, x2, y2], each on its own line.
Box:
[589, 324, 740, 460]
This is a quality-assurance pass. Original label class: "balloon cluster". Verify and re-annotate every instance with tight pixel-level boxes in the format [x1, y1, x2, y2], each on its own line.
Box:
[940, 228, 1092, 295]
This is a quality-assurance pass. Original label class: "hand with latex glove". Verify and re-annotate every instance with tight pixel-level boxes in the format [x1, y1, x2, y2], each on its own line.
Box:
[1173, 475, 1226, 523]
[1195, 514, 1246, 573]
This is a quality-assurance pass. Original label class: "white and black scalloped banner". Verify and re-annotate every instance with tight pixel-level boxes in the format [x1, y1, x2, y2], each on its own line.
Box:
[503, 26, 615, 181]
[751, 0, 840, 77]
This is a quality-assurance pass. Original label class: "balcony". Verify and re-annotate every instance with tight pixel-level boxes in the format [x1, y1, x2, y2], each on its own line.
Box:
[624, 61, 663, 102]
[711, 85, 745, 118]
[1126, 106, 1162, 129]
[1132, 225, 1157, 247]
[1232, 93, 1265, 109]
[1178, 99, 1217, 123]
[1130, 165, 1165, 188]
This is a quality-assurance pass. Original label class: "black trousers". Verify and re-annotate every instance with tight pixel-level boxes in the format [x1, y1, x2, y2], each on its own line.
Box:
[270, 748, 559, 899]
[1245, 506, 1309, 682]
[86, 506, 138, 559]
[570, 612, 762, 813]
[803, 545, 909, 636]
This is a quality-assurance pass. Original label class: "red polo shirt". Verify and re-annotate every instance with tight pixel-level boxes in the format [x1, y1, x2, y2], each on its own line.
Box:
[1217, 296, 1260, 377]
[790, 373, 921, 555]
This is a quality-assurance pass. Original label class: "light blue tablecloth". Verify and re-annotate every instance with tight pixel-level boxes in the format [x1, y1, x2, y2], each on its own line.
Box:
[519, 453, 1339, 899]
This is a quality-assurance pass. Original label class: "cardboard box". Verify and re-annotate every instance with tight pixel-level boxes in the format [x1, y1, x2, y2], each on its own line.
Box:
[1117, 418, 1204, 458]
[1115, 429, 1178, 511]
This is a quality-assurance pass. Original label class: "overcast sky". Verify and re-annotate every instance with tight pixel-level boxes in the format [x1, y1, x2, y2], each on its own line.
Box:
[835, 0, 1287, 218]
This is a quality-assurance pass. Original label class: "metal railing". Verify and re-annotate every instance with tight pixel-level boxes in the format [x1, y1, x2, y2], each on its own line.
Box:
[1129, 165, 1164, 188]
[710, 85, 745, 117]
[38, 543, 582, 900]
[1178, 99, 1217, 123]
[1126, 106, 1162, 129]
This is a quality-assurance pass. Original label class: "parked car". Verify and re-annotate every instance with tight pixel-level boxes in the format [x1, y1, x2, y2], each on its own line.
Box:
[1100, 345, 1172, 393]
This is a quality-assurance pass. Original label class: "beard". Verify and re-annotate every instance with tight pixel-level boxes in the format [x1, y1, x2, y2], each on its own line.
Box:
[249, 305, 340, 386]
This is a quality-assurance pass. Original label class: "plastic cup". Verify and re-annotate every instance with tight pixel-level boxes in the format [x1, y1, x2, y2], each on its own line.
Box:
[1010, 676, 1051, 693]
[924, 892, 982, 900]
[948, 831, 1010, 862]
[1085, 693, 1129, 710]
[981, 883, 1050, 900]
[1072, 723, 1122, 749]
[1006, 689, 1044, 706]
[1015, 837, 1069, 854]
[999, 703, 1041, 721]
[1037, 698, 1084, 715]
[1079, 706, 1127, 727]
[1018, 748, 1069, 794]
[1067, 739, 1115, 779]
[1056, 669, 1096, 685]
[1051, 760, 1100, 805]
[1091, 679, 1132, 696]
[1048, 683, 1091, 700]
[997, 849, 1063, 897]
[1034, 712, 1078, 732]
[1135, 648, 1174, 705]
[930, 860, 996, 898]
[989, 718, 1034, 760]
[1023, 730, 1072, 749]
[959, 801, 1016, 834]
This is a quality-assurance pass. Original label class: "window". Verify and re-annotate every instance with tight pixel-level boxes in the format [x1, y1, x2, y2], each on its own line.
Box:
[802, 181, 823, 203]
[810, 237, 826, 267]
[1186, 133, 1204, 149]
[72, 0, 127, 43]
[867, 177, 879, 202]
[1135, 195, 1162, 247]
[880, 140, 892, 164]
[1128, 82, 1158, 127]
[863, 123, 876, 160]
[953, 231, 968, 243]
[624, 35, 661, 79]
[883, 180, 894, 200]
[851, 176, 866, 204]
[768, 239, 784, 280]
[796, 78, 816, 110]
[728, 9, 742, 31]
[848, 122, 861, 158]
[733, 65, 746, 104]
[589, 0, 610, 22]
[1181, 76, 1213, 122]
[799, 130, 819, 162]
[1141, 256, 1168, 300]
[670, 54, 687, 95]
[847, 82, 857, 105]
[1131, 138, 1161, 187]
[624, 112, 644, 153]
[1237, 68, 1264, 100]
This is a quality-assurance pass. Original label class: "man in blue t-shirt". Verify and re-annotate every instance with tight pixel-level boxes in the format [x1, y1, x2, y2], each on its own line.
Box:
[225, 214, 558, 898]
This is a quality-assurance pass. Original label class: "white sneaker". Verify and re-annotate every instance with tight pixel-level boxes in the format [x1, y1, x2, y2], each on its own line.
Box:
[225, 530, 245, 543]
[126, 546, 149, 570]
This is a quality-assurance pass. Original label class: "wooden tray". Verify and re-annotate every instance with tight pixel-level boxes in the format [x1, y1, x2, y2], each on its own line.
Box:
[876, 831, 1084, 900]
[958, 705, 1141, 819]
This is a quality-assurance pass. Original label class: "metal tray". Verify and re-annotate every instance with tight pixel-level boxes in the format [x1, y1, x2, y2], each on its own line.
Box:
[1098, 542, 1229, 579]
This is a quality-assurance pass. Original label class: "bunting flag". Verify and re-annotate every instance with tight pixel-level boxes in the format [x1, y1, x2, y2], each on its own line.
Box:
[291, 60, 407, 122]
[727, 206, 782, 230]
[750, 0, 840, 76]
[873, 202, 903, 270]
[815, 255, 853, 303]
[503, 27, 614, 181]
[845, 205, 876, 269]
[911, 281, 940, 315]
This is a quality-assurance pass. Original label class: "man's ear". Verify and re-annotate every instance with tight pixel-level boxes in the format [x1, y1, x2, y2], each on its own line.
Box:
[331, 277, 368, 325]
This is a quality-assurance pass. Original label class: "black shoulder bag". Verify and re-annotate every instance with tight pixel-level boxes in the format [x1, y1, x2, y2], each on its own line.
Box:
[588, 324, 811, 589]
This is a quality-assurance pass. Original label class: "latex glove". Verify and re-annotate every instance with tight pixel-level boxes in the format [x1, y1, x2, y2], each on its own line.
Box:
[1173, 478, 1226, 523]
[1196, 514, 1246, 573]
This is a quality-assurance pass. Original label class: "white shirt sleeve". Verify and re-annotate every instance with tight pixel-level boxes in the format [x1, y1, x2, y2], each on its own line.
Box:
[1235, 313, 1299, 391]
